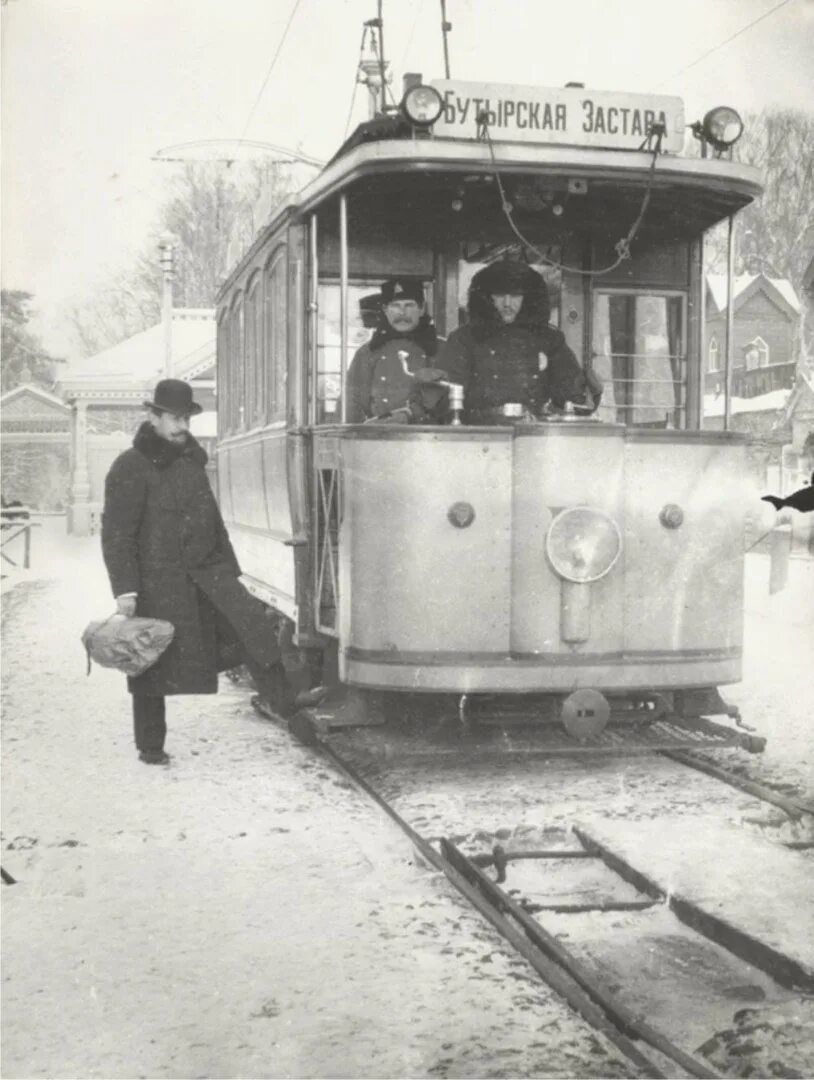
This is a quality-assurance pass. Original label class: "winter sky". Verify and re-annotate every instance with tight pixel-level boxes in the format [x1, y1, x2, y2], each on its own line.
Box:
[2, 0, 813, 355]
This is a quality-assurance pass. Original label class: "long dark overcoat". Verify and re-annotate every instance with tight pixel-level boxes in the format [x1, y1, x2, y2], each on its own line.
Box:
[101, 422, 279, 697]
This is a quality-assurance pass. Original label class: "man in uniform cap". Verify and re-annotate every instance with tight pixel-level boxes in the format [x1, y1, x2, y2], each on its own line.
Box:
[346, 278, 442, 423]
[101, 379, 299, 765]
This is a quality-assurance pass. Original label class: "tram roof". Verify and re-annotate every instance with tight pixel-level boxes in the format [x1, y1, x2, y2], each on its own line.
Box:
[292, 137, 761, 216]
[218, 137, 762, 300]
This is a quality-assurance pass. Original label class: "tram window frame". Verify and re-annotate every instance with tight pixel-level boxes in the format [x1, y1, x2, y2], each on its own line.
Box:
[264, 247, 287, 424]
[216, 309, 230, 437]
[244, 271, 261, 431]
[591, 288, 688, 429]
[314, 277, 434, 425]
[229, 293, 245, 433]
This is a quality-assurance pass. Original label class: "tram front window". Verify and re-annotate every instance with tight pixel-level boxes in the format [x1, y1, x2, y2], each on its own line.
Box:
[316, 280, 436, 424]
[316, 283, 377, 423]
[591, 291, 686, 428]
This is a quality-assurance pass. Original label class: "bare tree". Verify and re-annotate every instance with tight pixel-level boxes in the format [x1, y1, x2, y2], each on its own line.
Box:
[704, 109, 814, 359]
[1, 290, 64, 392]
[66, 161, 300, 357]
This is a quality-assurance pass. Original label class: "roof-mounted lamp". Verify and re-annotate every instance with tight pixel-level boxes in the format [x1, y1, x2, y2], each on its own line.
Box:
[692, 106, 744, 156]
[401, 84, 445, 129]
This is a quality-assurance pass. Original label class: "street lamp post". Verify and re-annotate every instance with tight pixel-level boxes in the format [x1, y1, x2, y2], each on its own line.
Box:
[158, 233, 176, 378]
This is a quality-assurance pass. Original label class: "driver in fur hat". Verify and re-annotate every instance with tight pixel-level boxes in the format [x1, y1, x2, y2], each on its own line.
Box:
[437, 261, 601, 423]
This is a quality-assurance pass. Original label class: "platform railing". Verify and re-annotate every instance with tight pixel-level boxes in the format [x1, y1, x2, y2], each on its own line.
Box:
[0, 509, 40, 572]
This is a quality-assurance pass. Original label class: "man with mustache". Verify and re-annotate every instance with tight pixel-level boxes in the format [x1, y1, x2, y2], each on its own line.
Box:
[346, 279, 441, 423]
[101, 379, 296, 765]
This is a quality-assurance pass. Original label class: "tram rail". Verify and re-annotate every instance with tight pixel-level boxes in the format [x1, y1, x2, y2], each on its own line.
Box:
[265, 705, 814, 1079]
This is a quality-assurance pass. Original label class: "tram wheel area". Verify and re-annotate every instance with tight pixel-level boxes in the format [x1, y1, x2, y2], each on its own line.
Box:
[273, 681, 767, 760]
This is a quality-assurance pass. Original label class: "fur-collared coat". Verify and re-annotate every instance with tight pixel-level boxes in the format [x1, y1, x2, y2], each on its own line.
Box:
[101, 422, 279, 696]
[437, 261, 599, 421]
[346, 316, 440, 422]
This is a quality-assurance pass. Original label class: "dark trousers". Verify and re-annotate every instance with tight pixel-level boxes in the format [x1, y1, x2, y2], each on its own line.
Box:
[132, 696, 167, 753]
[130, 659, 294, 753]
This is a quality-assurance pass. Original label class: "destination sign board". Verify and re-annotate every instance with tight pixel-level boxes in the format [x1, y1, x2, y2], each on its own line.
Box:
[431, 80, 686, 153]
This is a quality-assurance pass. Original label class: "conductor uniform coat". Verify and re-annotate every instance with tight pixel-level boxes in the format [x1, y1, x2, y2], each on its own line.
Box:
[101, 422, 280, 697]
[346, 316, 441, 423]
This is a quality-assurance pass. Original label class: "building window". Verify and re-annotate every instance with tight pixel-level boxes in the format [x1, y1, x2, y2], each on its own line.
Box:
[744, 335, 770, 370]
[708, 335, 720, 372]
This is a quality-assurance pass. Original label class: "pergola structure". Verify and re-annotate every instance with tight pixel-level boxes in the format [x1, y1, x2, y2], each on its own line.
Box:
[58, 309, 216, 535]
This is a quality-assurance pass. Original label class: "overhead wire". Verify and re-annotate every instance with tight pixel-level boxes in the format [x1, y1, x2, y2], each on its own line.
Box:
[655, 0, 793, 87]
[240, 0, 303, 140]
[400, 0, 425, 68]
[481, 120, 663, 277]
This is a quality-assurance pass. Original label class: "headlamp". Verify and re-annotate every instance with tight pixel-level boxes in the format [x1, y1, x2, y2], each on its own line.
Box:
[546, 507, 621, 584]
[700, 106, 743, 151]
[401, 85, 445, 127]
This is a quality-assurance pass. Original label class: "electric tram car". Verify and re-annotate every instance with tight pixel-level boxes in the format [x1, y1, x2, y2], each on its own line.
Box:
[214, 75, 764, 739]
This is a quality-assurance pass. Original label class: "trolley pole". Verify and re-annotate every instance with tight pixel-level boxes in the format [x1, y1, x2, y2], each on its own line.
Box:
[723, 216, 736, 432]
[158, 232, 176, 378]
[441, 0, 452, 79]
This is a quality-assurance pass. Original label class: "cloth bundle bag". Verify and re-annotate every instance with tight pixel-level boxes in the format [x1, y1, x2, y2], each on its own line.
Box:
[82, 614, 175, 676]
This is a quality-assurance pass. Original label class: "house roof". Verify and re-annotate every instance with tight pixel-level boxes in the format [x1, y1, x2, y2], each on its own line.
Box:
[703, 386, 792, 419]
[706, 273, 800, 317]
[58, 309, 215, 394]
[1, 382, 71, 416]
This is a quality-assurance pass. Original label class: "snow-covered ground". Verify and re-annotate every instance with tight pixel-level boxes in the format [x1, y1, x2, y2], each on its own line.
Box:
[1, 519, 633, 1079]
[1, 517, 812, 1079]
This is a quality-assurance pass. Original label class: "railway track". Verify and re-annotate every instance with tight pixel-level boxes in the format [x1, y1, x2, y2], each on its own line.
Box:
[270, 705, 814, 1079]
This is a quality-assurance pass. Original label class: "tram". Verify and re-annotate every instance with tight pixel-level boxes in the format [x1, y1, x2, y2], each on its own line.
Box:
[215, 72, 764, 738]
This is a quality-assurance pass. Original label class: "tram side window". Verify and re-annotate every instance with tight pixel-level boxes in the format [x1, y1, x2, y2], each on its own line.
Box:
[217, 311, 230, 436]
[265, 250, 287, 422]
[245, 274, 260, 429]
[229, 295, 245, 432]
[592, 291, 686, 428]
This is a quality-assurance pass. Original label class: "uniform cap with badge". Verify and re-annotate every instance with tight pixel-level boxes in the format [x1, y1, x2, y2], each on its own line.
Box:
[380, 279, 425, 305]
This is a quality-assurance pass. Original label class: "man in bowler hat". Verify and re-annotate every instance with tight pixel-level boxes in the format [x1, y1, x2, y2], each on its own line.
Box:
[102, 378, 295, 764]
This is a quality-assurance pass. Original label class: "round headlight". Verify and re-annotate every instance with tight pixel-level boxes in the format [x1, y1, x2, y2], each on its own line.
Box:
[702, 106, 743, 151]
[401, 85, 445, 127]
[546, 507, 621, 584]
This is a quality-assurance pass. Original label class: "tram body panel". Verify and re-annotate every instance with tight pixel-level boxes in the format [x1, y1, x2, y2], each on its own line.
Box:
[510, 426, 626, 657]
[622, 434, 746, 670]
[338, 430, 513, 664]
[219, 430, 298, 619]
[336, 426, 746, 693]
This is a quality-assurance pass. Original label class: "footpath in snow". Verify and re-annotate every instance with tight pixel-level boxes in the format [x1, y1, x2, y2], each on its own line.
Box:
[1, 520, 633, 1079]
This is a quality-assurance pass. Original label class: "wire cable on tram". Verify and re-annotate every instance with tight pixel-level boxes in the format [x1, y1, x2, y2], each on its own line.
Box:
[478, 118, 663, 277]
